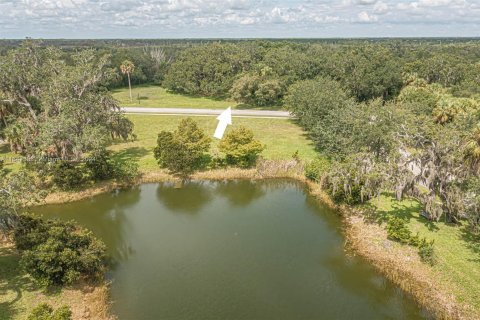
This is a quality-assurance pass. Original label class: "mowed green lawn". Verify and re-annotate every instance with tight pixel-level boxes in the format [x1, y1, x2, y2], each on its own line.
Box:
[111, 84, 236, 109]
[109, 114, 317, 172]
[0, 115, 315, 174]
[370, 195, 480, 313]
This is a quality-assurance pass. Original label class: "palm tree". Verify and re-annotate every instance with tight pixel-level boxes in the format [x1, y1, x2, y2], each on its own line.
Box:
[120, 60, 135, 102]
[464, 124, 480, 171]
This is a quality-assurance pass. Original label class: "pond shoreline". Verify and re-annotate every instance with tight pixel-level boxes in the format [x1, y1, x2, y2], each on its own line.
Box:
[41, 168, 476, 320]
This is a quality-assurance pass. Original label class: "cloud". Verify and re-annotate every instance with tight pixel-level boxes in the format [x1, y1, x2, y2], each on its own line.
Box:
[0, 0, 478, 38]
[356, 0, 377, 5]
[357, 11, 378, 22]
[373, 1, 389, 14]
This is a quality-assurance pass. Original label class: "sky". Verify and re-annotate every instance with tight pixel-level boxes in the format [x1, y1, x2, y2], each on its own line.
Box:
[0, 0, 479, 38]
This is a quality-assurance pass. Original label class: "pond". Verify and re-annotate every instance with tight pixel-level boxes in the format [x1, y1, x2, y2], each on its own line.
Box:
[35, 180, 428, 320]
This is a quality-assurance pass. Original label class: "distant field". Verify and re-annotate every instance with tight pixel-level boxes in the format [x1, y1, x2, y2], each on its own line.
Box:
[109, 114, 317, 172]
[111, 84, 283, 110]
[371, 195, 480, 314]
[111, 84, 237, 109]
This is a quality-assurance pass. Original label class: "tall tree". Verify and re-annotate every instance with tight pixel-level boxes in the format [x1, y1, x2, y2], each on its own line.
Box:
[0, 41, 134, 159]
[120, 60, 135, 101]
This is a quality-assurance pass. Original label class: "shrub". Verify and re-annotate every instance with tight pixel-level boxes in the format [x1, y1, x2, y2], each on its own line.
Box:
[154, 118, 211, 175]
[51, 161, 85, 190]
[14, 214, 107, 287]
[85, 149, 115, 181]
[304, 157, 331, 182]
[386, 217, 412, 244]
[113, 159, 140, 183]
[418, 238, 436, 265]
[218, 126, 264, 168]
[27, 303, 72, 320]
[328, 184, 363, 205]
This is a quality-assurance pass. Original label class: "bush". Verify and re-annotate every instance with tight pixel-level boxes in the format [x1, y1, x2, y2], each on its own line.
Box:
[85, 149, 115, 181]
[328, 184, 363, 205]
[113, 159, 140, 183]
[14, 214, 107, 287]
[418, 238, 436, 265]
[386, 217, 412, 244]
[51, 161, 85, 190]
[27, 303, 72, 320]
[386, 217, 437, 265]
[154, 118, 211, 175]
[304, 157, 331, 182]
[218, 126, 264, 168]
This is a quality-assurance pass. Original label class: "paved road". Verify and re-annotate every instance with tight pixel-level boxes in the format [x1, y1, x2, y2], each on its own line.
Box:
[121, 107, 291, 118]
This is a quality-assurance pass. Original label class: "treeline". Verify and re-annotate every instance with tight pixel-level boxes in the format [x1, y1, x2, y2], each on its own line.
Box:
[161, 40, 480, 105]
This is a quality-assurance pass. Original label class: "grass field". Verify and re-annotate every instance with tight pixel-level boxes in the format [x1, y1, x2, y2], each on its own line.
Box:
[111, 84, 283, 110]
[109, 114, 317, 172]
[369, 195, 480, 313]
[111, 84, 237, 109]
[0, 115, 316, 174]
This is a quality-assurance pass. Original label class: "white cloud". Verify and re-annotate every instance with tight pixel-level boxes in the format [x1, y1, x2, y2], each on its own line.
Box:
[373, 1, 389, 14]
[0, 0, 478, 37]
[357, 10, 378, 22]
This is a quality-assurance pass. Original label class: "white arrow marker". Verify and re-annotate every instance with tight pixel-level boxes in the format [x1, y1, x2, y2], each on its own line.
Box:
[214, 107, 232, 139]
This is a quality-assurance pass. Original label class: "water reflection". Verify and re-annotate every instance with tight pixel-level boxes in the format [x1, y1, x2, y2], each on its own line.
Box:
[33, 180, 426, 320]
[156, 181, 213, 214]
[214, 180, 265, 207]
[35, 187, 142, 262]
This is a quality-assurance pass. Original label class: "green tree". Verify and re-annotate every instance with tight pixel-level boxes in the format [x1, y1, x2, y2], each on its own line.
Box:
[218, 126, 264, 168]
[120, 60, 135, 101]
[154, 118, 211, 175]
[164, 43, 252, 97]
[285, 77, 353, 131]
[14, 214, 107, 287]
[85, 148, 115, 181]
[0, 170, 45, 232]
[0, 41, 134, 160]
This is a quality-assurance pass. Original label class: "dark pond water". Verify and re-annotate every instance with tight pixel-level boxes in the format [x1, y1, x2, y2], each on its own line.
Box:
[35, 180, 427, 320]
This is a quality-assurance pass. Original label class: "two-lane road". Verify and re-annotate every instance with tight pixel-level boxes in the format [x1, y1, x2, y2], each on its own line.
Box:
[121, 107, 291, 118]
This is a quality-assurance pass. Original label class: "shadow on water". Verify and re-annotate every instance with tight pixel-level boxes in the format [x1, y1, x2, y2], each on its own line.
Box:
[214, 180, 265, 207]
[156, 181, 213, 214]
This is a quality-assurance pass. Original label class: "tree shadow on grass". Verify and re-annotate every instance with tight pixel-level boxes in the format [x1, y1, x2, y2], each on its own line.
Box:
[111, 147, 149, 165]
[460, 227, 480, 263]
[362, 194, 440, 232]
[0, 246, 38, 319]
[235, 103, 284, 111]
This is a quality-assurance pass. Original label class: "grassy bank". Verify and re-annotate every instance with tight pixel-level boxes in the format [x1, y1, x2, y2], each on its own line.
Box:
[0, 242, 113, 320]
[111, 84, 236, 109]
[371, 196, 480, 317]
[0, 114, 316, 175]
[335, 193, 480, 320]
[109, 114, 317, 173]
